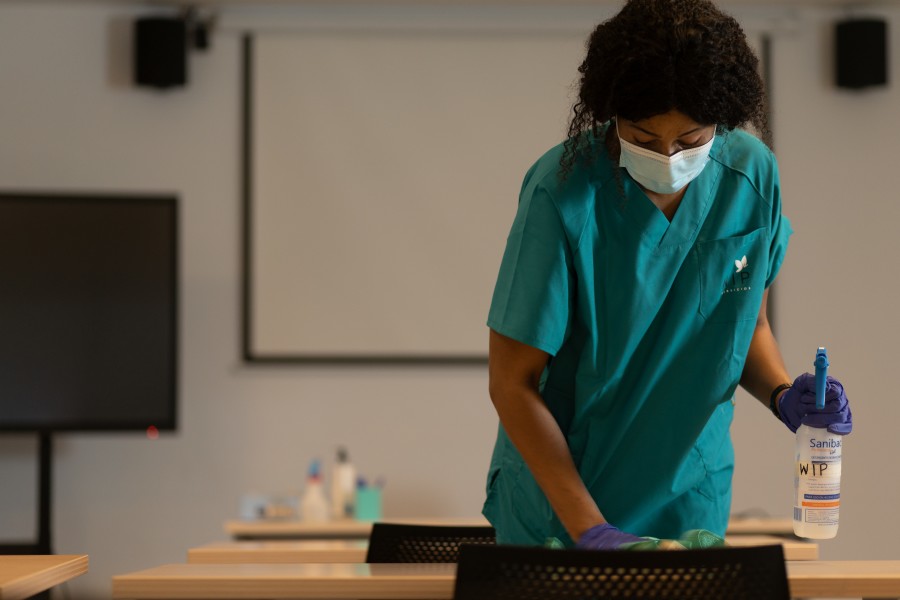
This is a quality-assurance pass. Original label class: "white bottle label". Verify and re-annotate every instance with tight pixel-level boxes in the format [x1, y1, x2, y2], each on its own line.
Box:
[793, 425, 842, 538]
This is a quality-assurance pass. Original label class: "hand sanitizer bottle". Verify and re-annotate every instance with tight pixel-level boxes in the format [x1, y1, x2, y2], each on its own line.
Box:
[793, 348, 842, 539]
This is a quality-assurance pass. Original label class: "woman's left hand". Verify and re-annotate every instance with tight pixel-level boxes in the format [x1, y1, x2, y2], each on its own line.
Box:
[778, 373, 852, 435]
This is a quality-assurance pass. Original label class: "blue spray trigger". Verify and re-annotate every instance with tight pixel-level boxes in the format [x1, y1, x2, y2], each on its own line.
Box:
[814, 347, 829, 410]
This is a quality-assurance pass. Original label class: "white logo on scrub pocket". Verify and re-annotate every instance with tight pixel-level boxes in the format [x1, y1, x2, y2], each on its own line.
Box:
[724, 255, 752, 294]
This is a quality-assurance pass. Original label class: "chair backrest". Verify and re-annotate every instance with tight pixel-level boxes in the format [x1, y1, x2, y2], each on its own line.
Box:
[453, 543, 790, 600]
[365, 523, 496, 563]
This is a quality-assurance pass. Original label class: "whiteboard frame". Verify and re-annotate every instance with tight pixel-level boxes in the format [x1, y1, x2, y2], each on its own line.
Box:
[240, 30, 586, 364]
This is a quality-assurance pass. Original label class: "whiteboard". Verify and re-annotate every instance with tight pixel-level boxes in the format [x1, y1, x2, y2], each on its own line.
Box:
[245, 29, 587, 362]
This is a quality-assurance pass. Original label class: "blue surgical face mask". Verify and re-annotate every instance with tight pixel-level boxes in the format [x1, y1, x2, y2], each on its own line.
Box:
[616, 120, 715, 195]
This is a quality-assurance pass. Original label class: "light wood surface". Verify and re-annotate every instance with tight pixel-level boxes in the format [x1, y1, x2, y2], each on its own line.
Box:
[112, 560, 900, 599]
[189, 535, 817, 563]
[224, 517, 490, 540]
[225, 515, 791, 539]
[726, 516, 794, 535]
[0, 555, 88, 600]
[189, 540, 369, 564]
[113, 562, 455, 599]
[787, 560, 900, 599]
[725, 535, 818, 560]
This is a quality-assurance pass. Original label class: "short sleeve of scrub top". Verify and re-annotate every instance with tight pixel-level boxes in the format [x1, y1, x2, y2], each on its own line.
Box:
[764, 160, 791, 288]
[487, 161, 576, 356]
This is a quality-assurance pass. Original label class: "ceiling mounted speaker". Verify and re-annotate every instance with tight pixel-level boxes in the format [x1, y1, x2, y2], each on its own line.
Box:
[134, 16, 187, 89]
[835, 18, 888, 89]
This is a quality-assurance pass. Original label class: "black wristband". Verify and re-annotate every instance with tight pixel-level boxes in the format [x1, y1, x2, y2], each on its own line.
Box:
[769, 382, 792, 419]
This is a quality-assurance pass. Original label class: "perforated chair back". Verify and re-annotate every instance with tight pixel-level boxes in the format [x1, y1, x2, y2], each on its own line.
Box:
[453, 543, 790, 600]
[364, 523, 496, 563]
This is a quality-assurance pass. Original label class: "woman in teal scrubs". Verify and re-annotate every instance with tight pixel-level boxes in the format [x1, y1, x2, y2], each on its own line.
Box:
[484, 0, 853, 549]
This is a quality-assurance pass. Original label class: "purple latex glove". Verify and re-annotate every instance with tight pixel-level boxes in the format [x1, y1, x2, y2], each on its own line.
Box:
[576, 523, 643, 550]
[778, 373, 852, 435]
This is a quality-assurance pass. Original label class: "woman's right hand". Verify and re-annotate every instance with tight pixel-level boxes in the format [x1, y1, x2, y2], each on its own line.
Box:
[576, 523, 644, 550]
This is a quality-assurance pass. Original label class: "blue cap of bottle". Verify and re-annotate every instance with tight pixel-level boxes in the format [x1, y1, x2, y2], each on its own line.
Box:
[814, 347, 829, 410]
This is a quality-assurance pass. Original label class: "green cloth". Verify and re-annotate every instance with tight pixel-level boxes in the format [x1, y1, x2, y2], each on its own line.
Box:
[483, 126, 792, 546]
[618, 529, 727, 551]
[544, 529, 726, 551]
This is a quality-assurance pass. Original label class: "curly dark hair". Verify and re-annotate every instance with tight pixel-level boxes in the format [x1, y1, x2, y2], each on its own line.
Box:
[560, 0, 768, 179]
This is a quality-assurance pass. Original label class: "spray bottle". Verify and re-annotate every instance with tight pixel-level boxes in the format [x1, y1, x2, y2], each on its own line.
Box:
[300, 458, 330, 522]
[793, 347, 842, 539]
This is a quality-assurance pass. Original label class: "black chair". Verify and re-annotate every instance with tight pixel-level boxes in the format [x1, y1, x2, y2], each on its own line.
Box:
[452, 543, 790, 599]
[364, 522, 496, 563]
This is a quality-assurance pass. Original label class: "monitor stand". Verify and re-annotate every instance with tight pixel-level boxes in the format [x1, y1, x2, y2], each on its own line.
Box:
[0, 431, 52, 554]
[0, 432, 54, 600]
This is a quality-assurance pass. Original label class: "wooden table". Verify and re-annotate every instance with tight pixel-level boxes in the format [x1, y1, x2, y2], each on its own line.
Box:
[224, 517, 490, 540]
[189, 540, 370, 564]
[0, 555, 88, 600]
[726, 516, 794, 536]
[225, 515, 794, 540]
[112, 560, 900, 599]
[188, 535, 817, 563]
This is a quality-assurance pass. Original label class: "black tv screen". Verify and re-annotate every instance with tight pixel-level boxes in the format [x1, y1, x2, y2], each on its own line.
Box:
[0, 192, 177, 431]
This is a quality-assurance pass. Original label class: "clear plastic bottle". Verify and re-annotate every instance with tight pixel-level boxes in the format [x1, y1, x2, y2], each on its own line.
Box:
[300, 459, 330, 522]
[793, 425, 842, 539]
[792, 347, 842, 540]
[331, 446, 357, 520]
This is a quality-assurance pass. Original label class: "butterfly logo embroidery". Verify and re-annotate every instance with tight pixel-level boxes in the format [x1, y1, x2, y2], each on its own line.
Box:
[734, 255, 748, 273]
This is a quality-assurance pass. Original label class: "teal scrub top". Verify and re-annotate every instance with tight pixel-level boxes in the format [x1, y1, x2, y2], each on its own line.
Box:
[483, 126, 793, 546]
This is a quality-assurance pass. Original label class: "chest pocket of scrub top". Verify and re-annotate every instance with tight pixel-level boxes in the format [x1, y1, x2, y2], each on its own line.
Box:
[695, 228, 767, 324]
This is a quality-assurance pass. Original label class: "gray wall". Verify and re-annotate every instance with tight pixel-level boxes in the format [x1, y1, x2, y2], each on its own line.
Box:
[0, 3, 897, 598]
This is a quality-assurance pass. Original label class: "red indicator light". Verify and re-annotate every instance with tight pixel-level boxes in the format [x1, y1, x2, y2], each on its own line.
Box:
[146, 425, 160, 440]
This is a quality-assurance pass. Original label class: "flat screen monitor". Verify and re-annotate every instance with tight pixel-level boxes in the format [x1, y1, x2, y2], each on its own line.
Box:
[0, 192, 178, 431]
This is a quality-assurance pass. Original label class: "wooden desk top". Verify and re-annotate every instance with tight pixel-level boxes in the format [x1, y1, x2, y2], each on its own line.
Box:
[225, 515, 793, 539]
[728, 536, 818, 560]
[189, 535, 817, 564]
[113, 563, 454, 599]
[189, 540, 370, 564]
[112, 559, 900, 599]
[0, 555, 89, 600]
[726, 517, 794, 536]
[224, 517, 490, 540]
[788, 561, 900, 599]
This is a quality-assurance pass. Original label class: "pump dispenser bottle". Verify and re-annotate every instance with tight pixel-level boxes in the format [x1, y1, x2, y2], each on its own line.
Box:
[793, 347, 842, 539]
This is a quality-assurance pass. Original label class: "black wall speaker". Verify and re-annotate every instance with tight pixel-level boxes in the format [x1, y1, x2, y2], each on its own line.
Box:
[835, 18, 888, 89]
[134, 17, 187, 89]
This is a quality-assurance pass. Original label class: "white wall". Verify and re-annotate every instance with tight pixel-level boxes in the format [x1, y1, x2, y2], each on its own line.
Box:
[0, 3, 897, 598]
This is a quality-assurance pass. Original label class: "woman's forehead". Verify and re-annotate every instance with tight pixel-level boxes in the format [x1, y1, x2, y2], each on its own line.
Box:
[619, 110, 712, 135]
